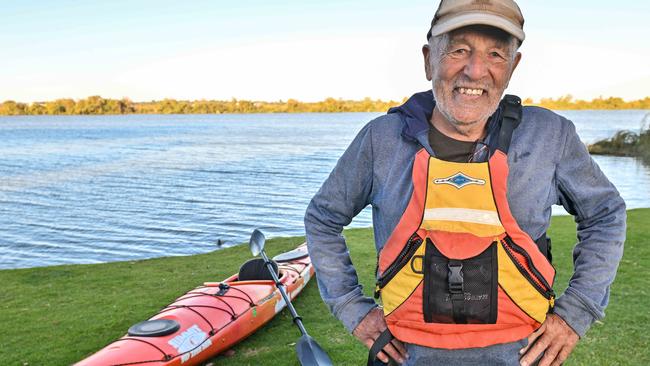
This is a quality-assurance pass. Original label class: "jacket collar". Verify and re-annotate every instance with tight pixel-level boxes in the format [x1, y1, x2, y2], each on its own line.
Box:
[388, 90, 434, 146]
[388, 90, 502, 159]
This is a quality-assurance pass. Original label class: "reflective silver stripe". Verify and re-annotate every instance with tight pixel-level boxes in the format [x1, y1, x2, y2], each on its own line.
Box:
[423, 208, 502, 226]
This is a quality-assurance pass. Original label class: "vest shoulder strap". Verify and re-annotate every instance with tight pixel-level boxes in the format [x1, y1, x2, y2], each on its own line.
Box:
[495, 94, 522, 155]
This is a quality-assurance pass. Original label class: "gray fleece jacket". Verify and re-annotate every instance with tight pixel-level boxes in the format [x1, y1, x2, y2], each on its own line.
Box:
[304, 90, 626, 343]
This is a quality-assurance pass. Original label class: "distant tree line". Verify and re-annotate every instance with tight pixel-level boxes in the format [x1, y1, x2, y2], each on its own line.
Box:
[0, 96, 401, 116]
[1, 94, 649, 116]
[523, 95, 650, 110]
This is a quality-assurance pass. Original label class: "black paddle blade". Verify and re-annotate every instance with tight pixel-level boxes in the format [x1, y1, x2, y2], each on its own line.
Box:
[296, 334, 333, 366]
[249, 229, 266, 257]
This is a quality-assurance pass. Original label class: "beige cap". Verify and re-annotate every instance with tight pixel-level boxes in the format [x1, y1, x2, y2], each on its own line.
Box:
[428, 0, 525, 42]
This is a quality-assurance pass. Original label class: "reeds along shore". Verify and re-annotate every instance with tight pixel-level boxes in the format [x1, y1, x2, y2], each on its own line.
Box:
[589, 113, 650, 163]
[1, 95, 649, 116]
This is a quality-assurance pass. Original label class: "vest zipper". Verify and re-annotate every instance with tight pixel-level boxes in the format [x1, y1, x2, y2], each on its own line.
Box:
[502, 236, 555, 300]
[375, 233, 423, 298]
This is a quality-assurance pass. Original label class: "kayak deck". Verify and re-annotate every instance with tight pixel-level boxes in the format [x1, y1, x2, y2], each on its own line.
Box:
[76, 246, 313, 366]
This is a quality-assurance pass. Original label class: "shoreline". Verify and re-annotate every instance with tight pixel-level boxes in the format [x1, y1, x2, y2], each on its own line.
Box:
[0, 207, 635, 272]
[1, 209, 648, 365]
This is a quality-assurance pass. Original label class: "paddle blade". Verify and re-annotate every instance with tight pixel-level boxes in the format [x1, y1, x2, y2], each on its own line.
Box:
[296, 334, 333, 366]
[249, 229, 266, 257]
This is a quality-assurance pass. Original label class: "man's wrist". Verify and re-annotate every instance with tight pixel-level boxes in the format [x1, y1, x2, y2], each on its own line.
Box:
[553, 288, 602, 338]
[337, 296, 378, 333]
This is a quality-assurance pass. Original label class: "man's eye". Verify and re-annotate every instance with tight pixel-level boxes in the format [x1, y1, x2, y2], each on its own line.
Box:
[490, 51, 505, 59]
[451, 48, 468, 55]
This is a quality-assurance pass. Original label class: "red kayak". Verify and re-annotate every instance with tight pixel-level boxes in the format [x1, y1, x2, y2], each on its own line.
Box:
[76, 245, 313, 366]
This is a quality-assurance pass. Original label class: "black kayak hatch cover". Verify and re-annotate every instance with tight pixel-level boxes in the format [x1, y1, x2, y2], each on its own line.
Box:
[272, 246, 309, 262]
[128, 319, 180, 337]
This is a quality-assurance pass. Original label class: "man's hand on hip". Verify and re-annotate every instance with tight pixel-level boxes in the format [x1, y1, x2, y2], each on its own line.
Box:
[519, 313, 579, 366]
[353, 307, 408, 364]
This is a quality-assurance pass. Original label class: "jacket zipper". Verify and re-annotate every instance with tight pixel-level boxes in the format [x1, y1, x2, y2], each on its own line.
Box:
[374, 233, 423, 298]
[502, 236, 555, 300]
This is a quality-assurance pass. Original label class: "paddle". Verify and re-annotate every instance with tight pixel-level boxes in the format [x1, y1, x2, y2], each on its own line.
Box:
[249, 229, 334, 366]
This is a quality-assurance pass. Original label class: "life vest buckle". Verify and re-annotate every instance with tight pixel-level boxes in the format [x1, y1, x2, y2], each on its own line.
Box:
[448, 261, 464, 294]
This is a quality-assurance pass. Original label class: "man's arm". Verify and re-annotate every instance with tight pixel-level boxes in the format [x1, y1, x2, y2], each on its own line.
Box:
[553, 120, 626, 337]
[304, 122, 378, 333]
[520, 119, 626, 366]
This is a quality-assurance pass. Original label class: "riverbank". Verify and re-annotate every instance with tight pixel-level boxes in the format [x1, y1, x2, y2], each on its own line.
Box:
[1, 209, 648, 365]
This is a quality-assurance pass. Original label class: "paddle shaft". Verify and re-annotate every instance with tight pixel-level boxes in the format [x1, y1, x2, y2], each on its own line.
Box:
[260, 250, 309, 337]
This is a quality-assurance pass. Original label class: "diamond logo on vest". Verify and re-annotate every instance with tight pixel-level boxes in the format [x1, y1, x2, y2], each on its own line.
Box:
[434, 172, 486, 189]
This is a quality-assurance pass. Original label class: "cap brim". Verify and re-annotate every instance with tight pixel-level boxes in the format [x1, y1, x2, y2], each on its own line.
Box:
[430, 12, 525, 42]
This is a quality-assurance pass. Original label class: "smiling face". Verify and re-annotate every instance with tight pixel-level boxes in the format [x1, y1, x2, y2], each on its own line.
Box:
[424, 25, 521, 137]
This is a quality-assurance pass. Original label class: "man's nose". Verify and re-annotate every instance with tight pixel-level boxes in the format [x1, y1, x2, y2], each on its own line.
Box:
[463, 53, 489, 81]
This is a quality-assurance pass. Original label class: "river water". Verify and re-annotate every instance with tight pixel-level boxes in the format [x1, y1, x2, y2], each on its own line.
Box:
[1, 110, 648, 269]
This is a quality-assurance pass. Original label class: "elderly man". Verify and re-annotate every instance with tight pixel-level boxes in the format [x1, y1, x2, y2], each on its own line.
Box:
[304, 0, 626, 365]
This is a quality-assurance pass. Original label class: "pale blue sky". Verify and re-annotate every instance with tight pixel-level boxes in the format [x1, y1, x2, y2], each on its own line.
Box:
[1, 0, 648, 102]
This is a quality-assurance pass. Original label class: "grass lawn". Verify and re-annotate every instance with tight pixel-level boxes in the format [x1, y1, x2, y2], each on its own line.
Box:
[1, 209, 648, 365]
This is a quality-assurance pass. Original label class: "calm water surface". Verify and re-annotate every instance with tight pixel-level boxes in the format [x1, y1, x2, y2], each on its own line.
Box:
[1, 110, 648, 269]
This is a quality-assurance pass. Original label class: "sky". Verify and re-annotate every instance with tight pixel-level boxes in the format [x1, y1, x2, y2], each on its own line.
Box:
[1, 0, 649, 103]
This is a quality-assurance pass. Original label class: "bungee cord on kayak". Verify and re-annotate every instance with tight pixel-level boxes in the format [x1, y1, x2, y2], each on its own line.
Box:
[76, 239, 314, 366]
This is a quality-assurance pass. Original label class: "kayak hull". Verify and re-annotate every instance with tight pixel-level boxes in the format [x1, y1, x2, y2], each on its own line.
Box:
[76, 245, 313, 366]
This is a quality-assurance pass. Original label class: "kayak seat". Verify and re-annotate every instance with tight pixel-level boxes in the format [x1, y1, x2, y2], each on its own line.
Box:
[238, 258, 279, 281]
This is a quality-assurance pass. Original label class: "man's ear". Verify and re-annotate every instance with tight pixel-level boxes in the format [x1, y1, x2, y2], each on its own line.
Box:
[422, 44, 432, 81]
[505, 51, 522, 88]
[512, 51, 522, 74]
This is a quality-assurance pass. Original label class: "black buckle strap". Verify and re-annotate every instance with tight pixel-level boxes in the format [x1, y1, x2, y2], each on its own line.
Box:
[502, 95, 522, 121]
[495, 94, 522, 155]
[367, 328, 397, 366]
[448, 260, 467, 324]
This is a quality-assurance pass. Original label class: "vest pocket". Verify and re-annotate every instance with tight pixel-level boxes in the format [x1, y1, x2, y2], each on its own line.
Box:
[376, 233, 426, 315]
[376, 233, 424, 290]
[423, 239, 498, 324]
[498, 236, 555, 323]
[501, 236, 554, 295]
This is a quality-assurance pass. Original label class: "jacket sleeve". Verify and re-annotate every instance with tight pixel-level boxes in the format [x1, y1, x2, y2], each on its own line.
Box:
[552, 120, 627, 337]
[304, 122, 378, 333]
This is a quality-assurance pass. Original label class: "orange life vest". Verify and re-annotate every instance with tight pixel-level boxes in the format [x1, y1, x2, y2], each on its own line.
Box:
[374, 96, 555, 350]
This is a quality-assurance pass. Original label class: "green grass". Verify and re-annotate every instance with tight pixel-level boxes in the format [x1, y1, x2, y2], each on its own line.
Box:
[1, 210, 648, 365]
